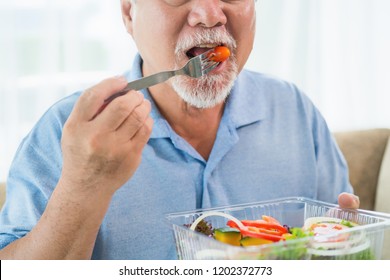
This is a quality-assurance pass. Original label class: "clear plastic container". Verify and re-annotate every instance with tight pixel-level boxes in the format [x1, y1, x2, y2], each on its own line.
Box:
[165, 197, 390, 260]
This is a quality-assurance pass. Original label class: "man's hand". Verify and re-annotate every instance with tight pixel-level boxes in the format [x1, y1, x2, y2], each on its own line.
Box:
[0, 76, 153, 259]
[60, 76, 153, 197]
[338, 192, 360, 209]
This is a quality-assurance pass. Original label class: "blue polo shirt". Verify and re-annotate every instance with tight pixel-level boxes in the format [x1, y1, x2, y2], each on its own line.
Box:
[0, 55, 352, 259]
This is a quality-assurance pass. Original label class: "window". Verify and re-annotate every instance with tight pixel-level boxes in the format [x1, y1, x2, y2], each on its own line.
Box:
[0, 0, 137, 180]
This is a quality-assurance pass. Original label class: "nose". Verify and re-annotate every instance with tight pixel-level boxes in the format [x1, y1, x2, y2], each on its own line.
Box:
[188, 0, 227, 28]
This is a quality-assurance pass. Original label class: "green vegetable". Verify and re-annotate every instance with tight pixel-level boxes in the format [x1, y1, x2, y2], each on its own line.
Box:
[240, 236, 273, 247]
[214, 227, 241, 246]
[340, 220, 356, 228]
[284, 227, 314, 240]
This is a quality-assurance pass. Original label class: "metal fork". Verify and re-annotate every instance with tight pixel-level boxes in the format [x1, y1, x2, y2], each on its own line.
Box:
[100, 50, 219, 108]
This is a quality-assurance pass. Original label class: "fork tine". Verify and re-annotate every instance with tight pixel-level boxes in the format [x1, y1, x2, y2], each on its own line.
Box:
[202, 61, 219, 74]
[204, 64, 219, 74]
[202, 60, 219, 69]
[199, 49, 214, 60]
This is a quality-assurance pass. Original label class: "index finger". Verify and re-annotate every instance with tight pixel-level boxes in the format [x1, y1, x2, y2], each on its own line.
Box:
[94, 90, 144, 131]
[73, 76, 128, 121]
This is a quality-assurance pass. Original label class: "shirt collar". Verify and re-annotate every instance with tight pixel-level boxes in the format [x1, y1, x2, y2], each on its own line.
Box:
[124, 54, 266, 138]
[226, 70, 267, 128]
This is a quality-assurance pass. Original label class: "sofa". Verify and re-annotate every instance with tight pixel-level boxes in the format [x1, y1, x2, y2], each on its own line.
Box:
[0, 128, 389, 258]
[334, 128, 390, 259]
[333, 128, 390, 212]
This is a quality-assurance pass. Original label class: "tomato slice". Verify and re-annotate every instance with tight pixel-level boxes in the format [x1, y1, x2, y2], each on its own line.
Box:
[208, 46, 230, 62]
[240, 227, 284, 242]
[247, 226, 283, 236]
[239, 220, 288, 234]
[226, 220, 284, 242]
[262, 215, 281, 225]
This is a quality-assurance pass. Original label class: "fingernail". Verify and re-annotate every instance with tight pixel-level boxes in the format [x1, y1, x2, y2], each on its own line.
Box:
[353, 194, 360, 204]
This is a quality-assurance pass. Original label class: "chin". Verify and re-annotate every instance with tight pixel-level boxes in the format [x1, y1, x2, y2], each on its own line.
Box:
[171, 64, 238, 109]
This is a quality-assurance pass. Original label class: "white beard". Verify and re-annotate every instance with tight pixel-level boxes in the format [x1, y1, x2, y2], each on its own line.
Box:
[171, 29, 238, 109]
[170, 58, 238, 109]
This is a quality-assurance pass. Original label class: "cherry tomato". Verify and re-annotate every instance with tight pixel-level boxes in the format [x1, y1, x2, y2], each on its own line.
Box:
[209, 46, 230, 62]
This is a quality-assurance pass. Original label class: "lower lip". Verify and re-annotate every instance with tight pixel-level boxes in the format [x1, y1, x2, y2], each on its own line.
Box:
[209, 60, 227, 74]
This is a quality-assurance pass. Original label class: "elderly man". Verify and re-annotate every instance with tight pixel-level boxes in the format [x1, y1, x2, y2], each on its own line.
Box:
[0, 0, 358, 259]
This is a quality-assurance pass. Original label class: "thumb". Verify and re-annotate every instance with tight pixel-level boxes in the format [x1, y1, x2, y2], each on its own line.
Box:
[338, 192, 360, 209]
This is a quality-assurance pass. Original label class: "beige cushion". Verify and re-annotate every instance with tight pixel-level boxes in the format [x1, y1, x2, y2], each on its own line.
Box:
[374, 137, 390, 260]
[0, 182, 5, 210]
[334, 129, 390, 210]
[375, 136, 390, 212]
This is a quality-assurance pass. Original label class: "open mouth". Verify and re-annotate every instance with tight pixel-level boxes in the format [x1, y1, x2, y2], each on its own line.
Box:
[185, 44, 224, 59]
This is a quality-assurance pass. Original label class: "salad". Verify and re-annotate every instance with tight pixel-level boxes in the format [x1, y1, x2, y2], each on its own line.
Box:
[186, 211, 373, 259]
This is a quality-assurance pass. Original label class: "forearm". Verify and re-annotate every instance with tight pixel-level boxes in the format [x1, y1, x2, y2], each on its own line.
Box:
[0, 182, 112, 260]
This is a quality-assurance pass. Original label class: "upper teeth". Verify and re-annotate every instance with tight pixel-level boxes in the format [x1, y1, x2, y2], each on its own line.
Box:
[198, 44, 219, 48]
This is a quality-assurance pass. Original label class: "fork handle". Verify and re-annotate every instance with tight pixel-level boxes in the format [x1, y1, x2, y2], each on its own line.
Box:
[92, 70, 175, 119]
[123, 70, 175, 92]
[106, 70, 175, 103]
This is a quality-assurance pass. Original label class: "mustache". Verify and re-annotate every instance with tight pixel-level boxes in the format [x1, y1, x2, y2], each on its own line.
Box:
[175, 29, 237, 55]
